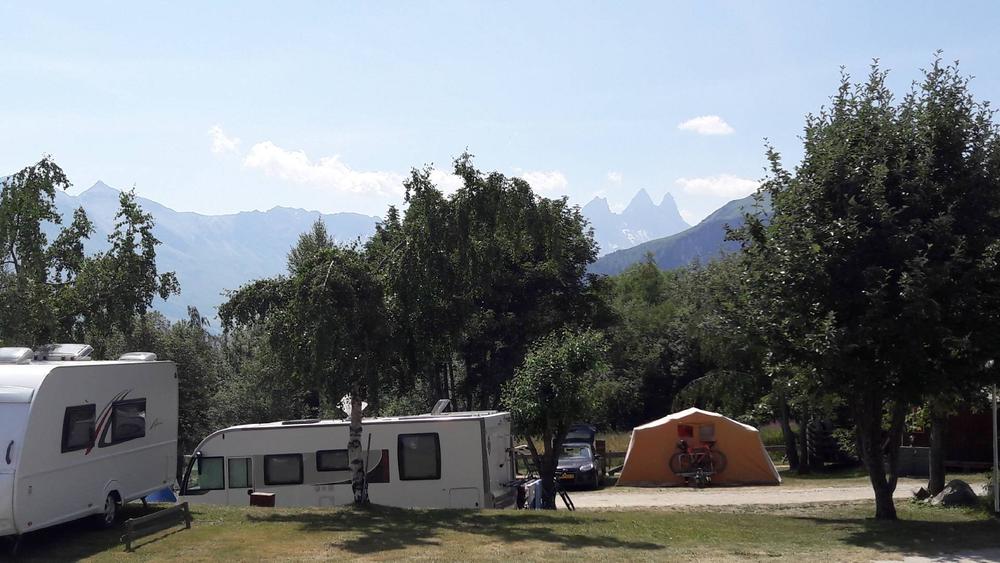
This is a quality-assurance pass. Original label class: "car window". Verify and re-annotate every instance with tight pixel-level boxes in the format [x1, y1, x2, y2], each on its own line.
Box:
[559, 445, 591, 459]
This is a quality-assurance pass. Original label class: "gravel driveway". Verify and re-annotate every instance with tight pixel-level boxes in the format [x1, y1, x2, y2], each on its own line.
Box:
[571, 478, 986, 509]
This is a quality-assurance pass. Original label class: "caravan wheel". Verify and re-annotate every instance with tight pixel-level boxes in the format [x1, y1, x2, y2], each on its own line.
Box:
[94, 493, 119, 529]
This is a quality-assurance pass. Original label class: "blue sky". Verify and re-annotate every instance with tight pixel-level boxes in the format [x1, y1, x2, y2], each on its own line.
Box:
[2, 1, 998, 223]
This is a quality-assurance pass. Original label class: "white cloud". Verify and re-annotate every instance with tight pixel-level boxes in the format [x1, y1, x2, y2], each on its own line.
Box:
[606, 171, 623, 185]
[242, 141, 403, 196]
[208, 125, 241, 154]
[518, 170, 568, 195]
[429, 169, 465, 195]
[675, 174, 759, 198]
[677, 115, 734, 136]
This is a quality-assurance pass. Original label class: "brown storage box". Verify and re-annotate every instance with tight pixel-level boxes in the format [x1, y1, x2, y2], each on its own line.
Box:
[250, 492, 276, 507]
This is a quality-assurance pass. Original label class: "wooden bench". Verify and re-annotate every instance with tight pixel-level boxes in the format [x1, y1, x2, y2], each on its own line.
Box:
[121, 502, 192, 552]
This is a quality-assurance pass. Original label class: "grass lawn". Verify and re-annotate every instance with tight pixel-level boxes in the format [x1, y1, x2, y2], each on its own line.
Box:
[9, 499, 999, 562]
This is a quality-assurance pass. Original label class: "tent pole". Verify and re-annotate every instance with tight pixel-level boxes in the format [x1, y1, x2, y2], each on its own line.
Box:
[993, 384, 998, 514]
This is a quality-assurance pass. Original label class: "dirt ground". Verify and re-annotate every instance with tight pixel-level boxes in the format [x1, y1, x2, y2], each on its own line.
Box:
[571, 478, 988, 509]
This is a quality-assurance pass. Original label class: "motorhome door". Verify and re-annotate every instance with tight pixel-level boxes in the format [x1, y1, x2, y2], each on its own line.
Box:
[0, 387, 32, 535]
[227, 457, 253, 505]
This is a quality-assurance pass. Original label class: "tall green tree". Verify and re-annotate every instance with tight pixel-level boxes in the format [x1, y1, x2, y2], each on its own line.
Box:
[220, 243, 392, 504]
[1, 157, 177, 347]
[75, 189, 180, 349]
[738, 58, 1000, 519]
[1, 157, 90, 344]
[502, 328, 609, 509]
[367, 154, 605, 412]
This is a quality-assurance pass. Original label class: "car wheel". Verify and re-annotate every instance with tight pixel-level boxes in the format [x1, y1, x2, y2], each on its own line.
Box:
[592, 472, 601, 490]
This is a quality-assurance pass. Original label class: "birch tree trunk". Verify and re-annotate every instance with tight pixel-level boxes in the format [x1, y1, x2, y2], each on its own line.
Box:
[349, 385, 368, 505]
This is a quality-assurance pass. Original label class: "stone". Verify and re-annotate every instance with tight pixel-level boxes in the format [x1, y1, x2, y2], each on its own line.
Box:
[929, 479, 979, 507]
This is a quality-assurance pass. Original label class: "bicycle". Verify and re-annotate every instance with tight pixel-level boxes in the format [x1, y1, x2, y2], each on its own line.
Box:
[668, 439, 727, 488]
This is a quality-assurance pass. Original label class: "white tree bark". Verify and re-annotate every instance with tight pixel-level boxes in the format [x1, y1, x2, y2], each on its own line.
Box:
[348, 386, 368, 505]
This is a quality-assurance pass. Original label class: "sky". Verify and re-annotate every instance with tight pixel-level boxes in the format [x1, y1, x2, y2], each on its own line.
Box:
[2, 1, 999, 224]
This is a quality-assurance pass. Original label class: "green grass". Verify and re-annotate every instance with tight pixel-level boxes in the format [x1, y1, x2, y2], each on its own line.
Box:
[10, 499, 999, 562]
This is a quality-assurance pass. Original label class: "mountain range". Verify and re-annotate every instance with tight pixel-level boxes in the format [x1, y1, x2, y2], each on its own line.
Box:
[588, 193, 768, 275]
[33, 181, 752, 321]
[48, 182, 379, 322]
[582, 189, 689, 255]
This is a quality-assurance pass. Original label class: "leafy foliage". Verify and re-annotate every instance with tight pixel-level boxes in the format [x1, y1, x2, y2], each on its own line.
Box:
[0, 157, 177, 347]
[366, 154, 607, 411]
[502, 328, 609, 508]
[736, 56, 1000, 519]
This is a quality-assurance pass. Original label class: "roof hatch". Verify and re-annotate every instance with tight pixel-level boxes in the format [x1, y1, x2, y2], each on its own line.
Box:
[33, 343, 93, 361]
[119, 352, 158, 362]
[0, 347, 33, 365]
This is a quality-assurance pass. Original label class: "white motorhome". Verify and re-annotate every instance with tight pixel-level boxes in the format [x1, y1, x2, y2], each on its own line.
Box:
[0, 345, 178, 539]
[179, 409, 514, 509]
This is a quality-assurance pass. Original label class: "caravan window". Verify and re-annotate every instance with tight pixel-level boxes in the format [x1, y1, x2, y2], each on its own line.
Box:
[228, 458, 253, 489]
[316, 449, 350, 471]
[398, 433, 440, 480]
[264, 454, 304, 485]
[110, 399, 146, 444]
[187, 456, 225, 491]
[62, 404, 96, 452]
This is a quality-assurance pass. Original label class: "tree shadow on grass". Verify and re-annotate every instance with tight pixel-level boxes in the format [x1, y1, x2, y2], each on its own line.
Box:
[11, 503, 172, 561]
[790, 515, 1000, 558]
[248, 505, 665, 555]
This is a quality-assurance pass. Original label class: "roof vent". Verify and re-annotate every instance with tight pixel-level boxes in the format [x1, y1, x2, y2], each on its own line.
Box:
[34, 343, 93, 361]
[430, 398, 451, 415]
[0, 347, 33, 365]
[119, 352, 158, 362]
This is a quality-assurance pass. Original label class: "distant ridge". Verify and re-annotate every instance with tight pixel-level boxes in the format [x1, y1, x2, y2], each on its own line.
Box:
[48, 182, 380, 321]
[582, 189, 689, 255]
[26, 179, 757, 320]
[589, 193, 768, 275]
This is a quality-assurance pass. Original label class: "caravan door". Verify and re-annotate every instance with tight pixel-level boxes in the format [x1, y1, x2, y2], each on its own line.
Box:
[226, 457, 253, 505]
[0, 386, 32, 535]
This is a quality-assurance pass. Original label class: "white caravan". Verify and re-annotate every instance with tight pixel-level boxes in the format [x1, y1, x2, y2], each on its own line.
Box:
[0, 345, 178, 539]
[179, 409, 514, 509]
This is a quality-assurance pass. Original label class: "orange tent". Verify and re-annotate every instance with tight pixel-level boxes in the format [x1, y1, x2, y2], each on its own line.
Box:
[617, 408, 781, 486]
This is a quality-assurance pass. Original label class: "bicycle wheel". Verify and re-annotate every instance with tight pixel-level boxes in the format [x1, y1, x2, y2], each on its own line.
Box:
[710, 450, 727, 473]
[669, 452, 690, 475]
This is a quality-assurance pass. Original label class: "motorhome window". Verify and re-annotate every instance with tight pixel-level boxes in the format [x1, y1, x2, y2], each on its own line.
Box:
[264, 454, 304, 485]
[187, 456, 225, 491]
[61, 404, 96, 452]
[110, 399, 146, 444]
[316, 449, 350, 471]
[398, 433, 441, 480]
[228, 457, 252, 489]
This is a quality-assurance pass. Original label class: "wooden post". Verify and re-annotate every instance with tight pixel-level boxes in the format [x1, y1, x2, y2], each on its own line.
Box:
[993, 384, 998, 514]
[595, 439, 607, 478]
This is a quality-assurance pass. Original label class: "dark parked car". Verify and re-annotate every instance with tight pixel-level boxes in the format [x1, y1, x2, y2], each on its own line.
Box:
[559, 423, 602, 489]
[555, 442, 601, 489]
